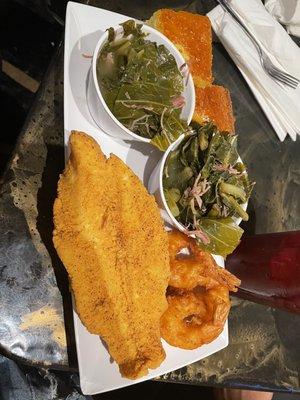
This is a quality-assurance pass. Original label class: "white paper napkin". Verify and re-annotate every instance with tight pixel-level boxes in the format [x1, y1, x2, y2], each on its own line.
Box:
[208, 0, 300, 141]
[265, 0, 300, 38]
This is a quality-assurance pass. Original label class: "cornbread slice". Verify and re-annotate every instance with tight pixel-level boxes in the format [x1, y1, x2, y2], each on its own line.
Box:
[193, 85, 235, 133]
[148, 9, 212, 88]
[53, 131, 170, 379]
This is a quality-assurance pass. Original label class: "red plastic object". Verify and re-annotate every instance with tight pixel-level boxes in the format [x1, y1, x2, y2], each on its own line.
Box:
[226, 231, 300, 313]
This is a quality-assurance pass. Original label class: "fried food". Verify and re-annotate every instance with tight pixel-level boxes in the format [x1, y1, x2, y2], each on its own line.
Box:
[168, 231, 241, 292]
[160, 287, 230, 349]
[53, 131, 170, 379]
[160, 231, 240, 349]
[193, 85, 235, 133]
[149, 10, 235, 131]
[148, 9, 212, 88]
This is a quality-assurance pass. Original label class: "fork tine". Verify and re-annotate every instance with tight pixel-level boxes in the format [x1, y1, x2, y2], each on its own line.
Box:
[268, 69, 298, 89]
[270, 66, 300, 85]
[276, 68, 299, 84]
[273, 75, 298, 89]
[266, 65, 297, 85]
[273, 71, 298, 88]
[272, 72, 299, 87]
[271, 71, 298, 87]
[276, 72, 299, 86]
[267, 69, 294, 87]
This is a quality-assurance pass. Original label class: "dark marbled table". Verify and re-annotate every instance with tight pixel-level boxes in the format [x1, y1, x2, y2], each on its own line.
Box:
[0, 0, 299, 395]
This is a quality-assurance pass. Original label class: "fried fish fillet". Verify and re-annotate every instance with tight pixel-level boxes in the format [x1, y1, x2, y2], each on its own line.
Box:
[149, 9, 213, 88]
[193, 85, 235, 133]
[53, 131, 169, 379]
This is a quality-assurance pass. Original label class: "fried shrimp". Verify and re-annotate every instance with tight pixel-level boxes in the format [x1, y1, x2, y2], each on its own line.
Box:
[161, 230, 240, 349]
[160, 286, 230, 349]
[168, 231, 241, 292]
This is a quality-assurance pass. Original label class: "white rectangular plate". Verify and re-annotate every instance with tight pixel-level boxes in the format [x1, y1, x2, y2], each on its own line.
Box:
[64, 1, 228, 395]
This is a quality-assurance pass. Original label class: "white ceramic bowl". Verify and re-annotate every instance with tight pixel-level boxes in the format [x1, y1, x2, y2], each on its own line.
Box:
[87, 22, 195, 143]
[148, 134, 247, 231]
[148, 134, 187, 230]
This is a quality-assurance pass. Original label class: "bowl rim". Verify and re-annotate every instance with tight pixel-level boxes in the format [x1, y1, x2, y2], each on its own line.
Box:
[92, 21, 195, 144]
[158, 134, 187, 232]
[159, 132, 248, 236]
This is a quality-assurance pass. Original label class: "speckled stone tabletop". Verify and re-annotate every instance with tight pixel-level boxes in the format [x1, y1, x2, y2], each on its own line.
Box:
[0, 0, 299, 394]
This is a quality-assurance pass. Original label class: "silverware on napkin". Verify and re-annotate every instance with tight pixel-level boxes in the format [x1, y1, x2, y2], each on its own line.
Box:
[217, 0, 299, 89]
[208, 0, 300, 141]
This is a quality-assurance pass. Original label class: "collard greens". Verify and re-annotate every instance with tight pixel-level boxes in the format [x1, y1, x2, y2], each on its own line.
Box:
[97, 20, 188, 151]
[163, 122, 255, 257]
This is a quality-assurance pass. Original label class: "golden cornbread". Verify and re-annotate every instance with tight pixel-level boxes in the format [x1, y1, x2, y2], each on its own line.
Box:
[193, 85, 235, 133]
[149, 9, 213, 88]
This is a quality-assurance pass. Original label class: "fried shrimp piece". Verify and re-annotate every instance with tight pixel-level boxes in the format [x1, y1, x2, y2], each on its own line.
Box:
[160, 286, 230, 349]
[168, 231, 241, 292]
[161, 230, 240, 349]
[170, 258, 224, 291]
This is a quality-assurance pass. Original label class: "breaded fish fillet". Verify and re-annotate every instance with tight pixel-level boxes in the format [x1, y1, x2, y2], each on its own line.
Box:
[193, 85, 235, 133]
[149, 9, 212, 88]
[53, 131, 169, 379]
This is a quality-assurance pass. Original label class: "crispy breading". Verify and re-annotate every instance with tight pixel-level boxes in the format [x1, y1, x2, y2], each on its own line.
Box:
[149, 9, 212, 87]
[193, 85, 235, 133]
[149, 10, 235, 131]
[53, 131, 170, 379]
[160, 231, 240, 349]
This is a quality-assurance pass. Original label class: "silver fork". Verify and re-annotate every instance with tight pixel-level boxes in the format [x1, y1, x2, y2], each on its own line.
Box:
[217, 0, 299, 89]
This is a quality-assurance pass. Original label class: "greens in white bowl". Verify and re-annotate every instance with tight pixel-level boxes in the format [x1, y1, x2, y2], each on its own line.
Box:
[96, 20, 194, 150]
[162, 122, 254, 257]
